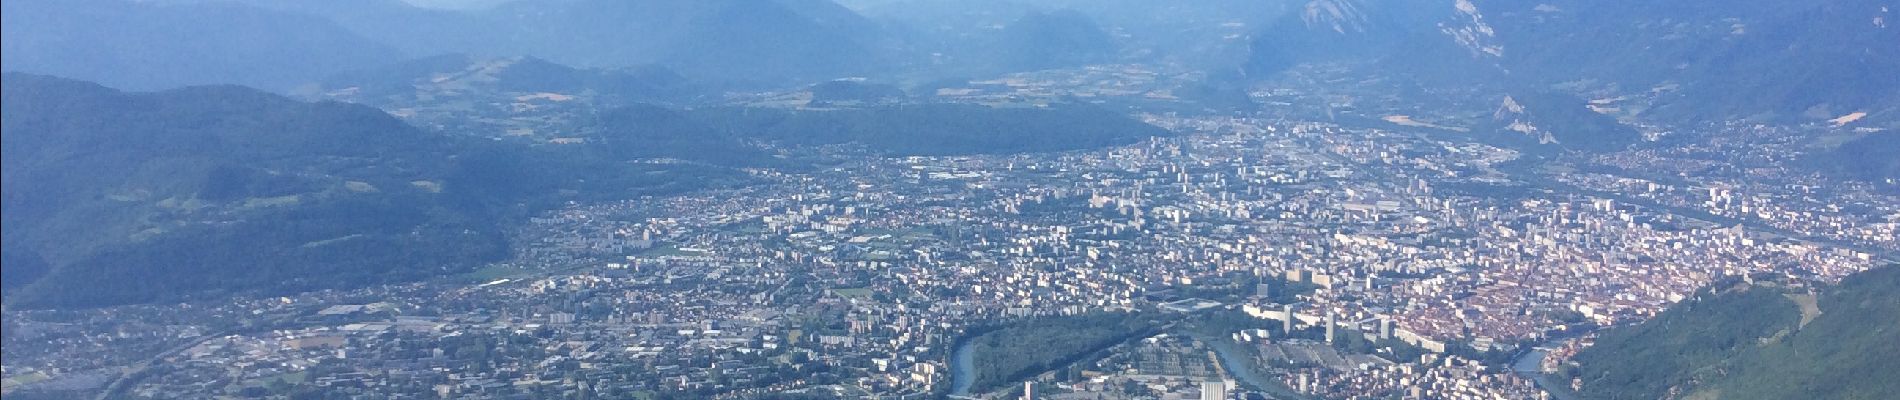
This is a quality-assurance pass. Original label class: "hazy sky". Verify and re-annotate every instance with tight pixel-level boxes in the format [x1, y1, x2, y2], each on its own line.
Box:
[402, 0, 899, 12]
[400, 0, 520, 10]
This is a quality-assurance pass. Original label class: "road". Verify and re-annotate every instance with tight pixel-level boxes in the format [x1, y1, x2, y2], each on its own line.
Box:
[94, 329, 229, 400]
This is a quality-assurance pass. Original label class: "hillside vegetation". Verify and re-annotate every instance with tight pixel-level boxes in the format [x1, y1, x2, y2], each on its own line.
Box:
[0, 73, 746, 308]
[1571, 266, 1900, 400]
[0, 73, 1166, 308]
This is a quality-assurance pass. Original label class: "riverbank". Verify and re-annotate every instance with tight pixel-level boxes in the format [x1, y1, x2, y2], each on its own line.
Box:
[948, 334, 976, 396]
[1508, 336, 1585, 400]
[1188, 330, 1311, 400]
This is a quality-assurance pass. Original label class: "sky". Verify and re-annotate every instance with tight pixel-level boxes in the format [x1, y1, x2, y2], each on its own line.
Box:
[400, 0, 519, 10]
[402, 0, 901, 12]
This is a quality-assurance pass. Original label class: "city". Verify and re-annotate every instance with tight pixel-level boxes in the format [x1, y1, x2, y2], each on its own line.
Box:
[6, 63, 1893, 399]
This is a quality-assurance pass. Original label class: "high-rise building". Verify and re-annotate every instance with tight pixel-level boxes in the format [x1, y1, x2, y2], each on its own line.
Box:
[1023, 381, 1035, 400]
[1201, 380, 1228, 400]
[1282, 304, 1294, 333]
[1325, 311, 1336, 343]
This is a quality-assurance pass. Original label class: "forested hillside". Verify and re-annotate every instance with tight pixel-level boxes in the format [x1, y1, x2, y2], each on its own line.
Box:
[0, 73, 1165, 308]
[0, 73, 745, 308]
[1570, 266, 1900, 400]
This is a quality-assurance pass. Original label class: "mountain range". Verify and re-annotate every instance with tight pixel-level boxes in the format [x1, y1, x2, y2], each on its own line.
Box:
[1482, 0, 1900, 124]
[1237, 0, 1900, 125]
[9, 0, 1895, 128]
[0, 0, 401, 91]
[2, 0, 893, 90]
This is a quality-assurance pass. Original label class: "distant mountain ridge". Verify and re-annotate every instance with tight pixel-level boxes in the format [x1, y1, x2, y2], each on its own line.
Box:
[14, 0, 1890, 128]
[484, 0, 885, 82]
[1238, 0, 1900, 125]
[0, 0, 403, 91]
[1244, 0, 1455, 76]
[255, 0, 892, 84]
[992, 10, 1119, 72]
[1, 0, 897, 91]
[1478, 0, 1900, 124]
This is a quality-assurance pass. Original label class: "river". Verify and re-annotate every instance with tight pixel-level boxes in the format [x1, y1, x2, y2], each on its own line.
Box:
[951, 328, 1306, 399]
[948, 336, 976, 396]
[1197, 334, 1309, 400]
[1509, 337, 1582, 400]
[955, 327, 1587, 400]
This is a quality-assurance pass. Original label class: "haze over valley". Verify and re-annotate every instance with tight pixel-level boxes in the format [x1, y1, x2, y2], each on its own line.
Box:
[3, 1, 1897, 399]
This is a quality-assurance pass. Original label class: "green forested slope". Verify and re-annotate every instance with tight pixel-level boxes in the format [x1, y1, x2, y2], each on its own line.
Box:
[0, 73, 744, 308]
[1572, 266, 1900, 400]
[1, 73, 1162, 308]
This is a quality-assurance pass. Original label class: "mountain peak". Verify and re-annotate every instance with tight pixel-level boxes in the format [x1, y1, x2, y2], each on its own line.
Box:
[1301, 0, 1374, 35]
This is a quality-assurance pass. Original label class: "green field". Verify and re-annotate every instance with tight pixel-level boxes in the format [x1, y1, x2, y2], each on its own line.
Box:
[455, 265, 532, 283]
[227, 370, 308, 395]
[2, 371, 53, 391]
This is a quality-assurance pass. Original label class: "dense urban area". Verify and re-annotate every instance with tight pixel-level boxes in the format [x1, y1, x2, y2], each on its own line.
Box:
[5, 61, 1895, 400]
[5, 1, 1900, 399]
